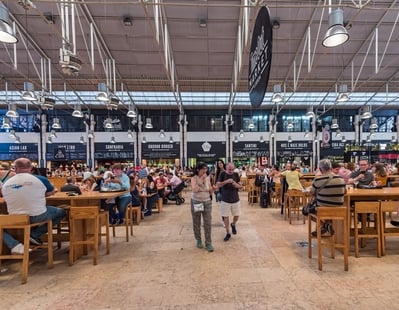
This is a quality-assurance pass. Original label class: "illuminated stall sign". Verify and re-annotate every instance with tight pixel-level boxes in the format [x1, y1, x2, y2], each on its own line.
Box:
[94, 143, 134, 159]
[276, 141, 312, 157]
[187, 141, 226, 160]
[0, 143, 39, 161]
[233, 141, 269, 157]
[142, 142, 180, 159]
[46, 143, 87, 161]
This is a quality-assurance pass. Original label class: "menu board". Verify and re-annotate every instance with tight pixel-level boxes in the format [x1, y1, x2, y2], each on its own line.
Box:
[0, 143, 39, 160]
[94, 142, 134, 159]
[276, 140, 312, 157]
[142, 142, 180, 159]
[233, 141, 269, 157]
[187, 141, 226, 160]
[46, 143, 87, 161]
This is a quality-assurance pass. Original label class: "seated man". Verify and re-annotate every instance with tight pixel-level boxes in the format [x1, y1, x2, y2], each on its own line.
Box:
[348, 159, 374, 187]
[60, 177, 82, 194]
[1, 158, 66, 254]
[154, 171, 169, 198]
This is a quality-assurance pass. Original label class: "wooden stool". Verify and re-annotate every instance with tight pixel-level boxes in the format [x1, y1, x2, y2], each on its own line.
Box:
[130, 205, 141, 225]
[247, 181, 259, 205]
[353, 201, 381, 258]
[112, 203, 134, 242]
[69, 206, 109, 266]
[379, 200, 399, 256]
[286, 189, 307, 224]
[308, 206, 349, 271]
[152, 198, 163, 213]
[0, 214, 53, 284]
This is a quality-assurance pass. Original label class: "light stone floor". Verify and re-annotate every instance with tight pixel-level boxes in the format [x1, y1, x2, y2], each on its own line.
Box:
[1, 191, 399, 310]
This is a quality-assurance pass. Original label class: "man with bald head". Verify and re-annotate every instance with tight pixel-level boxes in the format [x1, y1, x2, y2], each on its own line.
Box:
[1, 158, 65, 254]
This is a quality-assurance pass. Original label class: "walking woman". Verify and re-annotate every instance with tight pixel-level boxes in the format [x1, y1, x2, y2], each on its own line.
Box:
[191, 162, 214, 252]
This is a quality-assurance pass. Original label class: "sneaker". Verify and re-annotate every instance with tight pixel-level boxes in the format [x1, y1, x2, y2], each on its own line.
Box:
[118, 219, 125, 226]
[205, 243, 214, 252]
[311, 226, 327, 237]
[11, 243, 31, 255]
[231, 223, 237, 235]
[325, 223, 335, 236]
[223, 233, 231, 242]
[196, 239, 203, 249]
[29, 236, 43, 245]
[391, 220, 399, 227]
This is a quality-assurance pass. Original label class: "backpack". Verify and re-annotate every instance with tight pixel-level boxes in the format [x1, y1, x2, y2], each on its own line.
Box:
[255, 175, 263, 187]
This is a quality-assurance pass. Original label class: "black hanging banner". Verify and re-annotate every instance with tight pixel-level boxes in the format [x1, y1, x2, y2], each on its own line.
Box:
[248, 6, 273, 108]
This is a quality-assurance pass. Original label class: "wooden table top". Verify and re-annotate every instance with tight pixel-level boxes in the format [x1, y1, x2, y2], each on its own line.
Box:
[47, 190, 129, 201]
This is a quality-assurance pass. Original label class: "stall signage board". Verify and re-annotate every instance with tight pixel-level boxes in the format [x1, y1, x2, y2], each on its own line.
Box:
[320, 141, 346, 157]
[187, 142, 226, 159]
[277, 141, 312, 157]
[233, 141, 270, 157]
[94, 142, 134, 159]
[248, 6, 272, 108]
[46, 143, 87, 161]
[0, 143, 38, 160]
[142, 142, 180, 159]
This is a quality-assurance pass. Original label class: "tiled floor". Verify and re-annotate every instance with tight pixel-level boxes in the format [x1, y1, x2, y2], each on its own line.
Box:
[1, 191, 399, 310]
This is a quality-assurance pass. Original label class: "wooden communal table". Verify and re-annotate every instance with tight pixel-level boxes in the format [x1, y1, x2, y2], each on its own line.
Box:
[332, 187, 399, 251]
[47, 190, 129, 261]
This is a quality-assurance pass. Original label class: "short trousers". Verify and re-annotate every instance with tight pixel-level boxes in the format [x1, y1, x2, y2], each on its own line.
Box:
[220, 200, 241, 217]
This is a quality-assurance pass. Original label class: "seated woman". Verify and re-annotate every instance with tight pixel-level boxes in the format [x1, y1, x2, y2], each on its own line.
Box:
[79, 172, 98, 192]
[142, 175, 159, 216]
[130, 174, 143, 211]
[373, 162, 388, 187]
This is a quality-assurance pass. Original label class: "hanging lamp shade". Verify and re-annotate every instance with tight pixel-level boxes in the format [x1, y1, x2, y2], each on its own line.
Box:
[305, 107, 315, 118]
[341, 136, 346, 143]
[159, 129, 166, 138]
[270, 130, 275, 138]
[127, 109, 137, 118]
[259, 136, 264, 143]
[2, 117, 11, 129]
[47, 136, 53, 144]
[392, 136, 397, 143]
[21, 82, 38, 101]
[145, 118, 153, 129]
[304, 130, 310, 138]
[271, 84, 284, 103]
[322, 9, 349, 48]
[104, 117, 113, 129]
[127, 130, 133, 139]
[331, 118, 339, 129]
[72, 104, 84, 118]
[336, 84, 349, 102]
[169, 136, 174, 144]
[233, 136, 238, 143]
[288, 135, 292, 143]
[369, 117, 378, 129]
[239, 129, 244, 138]
[360, 106, 373, 119]
[6, 104, 18, 118]
[49, 129, 57, 139]
[14, 136, 21, 143]
[79, 136, 85, 144]
[335, 129, 341, 137]
[87, 130, 94, 139]
[142, 136, 147, 143]
[52, 117, 61, 129]
[95, 82, 109, 102]
[9, 129, 16, 139]
[110, 136, 116, 144]
[0, 4, 18, 44]
[287, 119, 294, 129]
[248, 119, 255, 129]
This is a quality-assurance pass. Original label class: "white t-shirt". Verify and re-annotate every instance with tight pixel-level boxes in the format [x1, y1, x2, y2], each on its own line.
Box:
[2, 173, 54, 216]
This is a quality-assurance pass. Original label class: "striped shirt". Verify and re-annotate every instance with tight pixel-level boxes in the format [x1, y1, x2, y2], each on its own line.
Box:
[312, 173, 346, 207]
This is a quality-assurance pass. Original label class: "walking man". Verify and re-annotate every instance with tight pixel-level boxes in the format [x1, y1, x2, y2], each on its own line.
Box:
[216, 162, 242, 241]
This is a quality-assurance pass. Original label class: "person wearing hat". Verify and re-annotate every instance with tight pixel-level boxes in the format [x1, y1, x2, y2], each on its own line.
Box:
[80, 172, 97, 192]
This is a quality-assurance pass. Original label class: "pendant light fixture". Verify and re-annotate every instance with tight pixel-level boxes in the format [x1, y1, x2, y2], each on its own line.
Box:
[336, 84, 349, 102]
[341, 136, 346, 143]
[2, 117, 11, 129]
[52, 117, 61, 129]
[79, 136, 85, 144]
[9, 129, 16, 139]
[304, 130, 310, 138]
[287, 119, 294, 129]
[14, 136, 21, 143]
[50, 129, 57, 139]
[360, 105, 372, 120]
[47, 136, 53, 144]
[159, 129, 166, 138]
[145, 117, 153, 129]
[127, 102, 137, 118]
[271, 84, 284, 103]
[335, 129, 341, 137]
[142, 137, 147, 144]
[259, 136, 264, 143]
[239, 129, 244, 138]
[21, 82, 38, 101]
[305, 107, 315, 118]
[127, 130, 133, 139]
[72, 103, 84, 118]
[87, 130, 94, 139]
[6, 103, 18, 118]
[233, 136, 238, 143]
[391, 136, 397, 143]
[104, 117, 113, 129]
[331, 118, 339, 129]
[95, 82, 109, 102]
[169, 136, 174, 144]
[0, 4, 18, 44]
[248, 119, 255, 130]
[369, 117, 378, 129]
[110, 136, 116, 144]
[288, 136, 292, 143]
[270, 130, 275, 138]
[322, 8, 349, 48]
